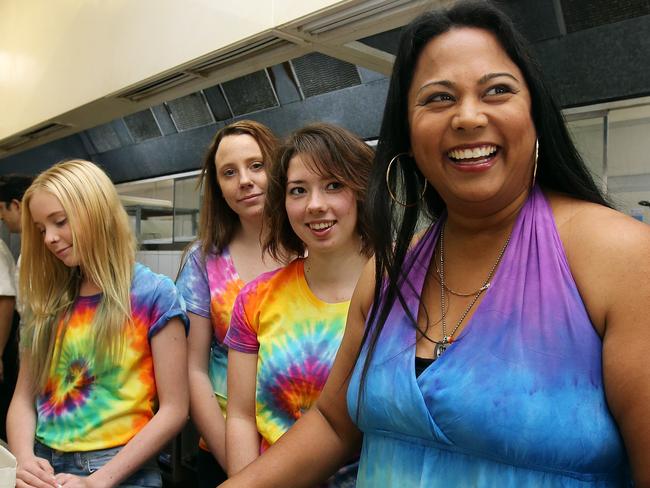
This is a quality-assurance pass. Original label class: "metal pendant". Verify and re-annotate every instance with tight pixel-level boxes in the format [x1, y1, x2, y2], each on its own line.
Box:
[434, 341, 448, 359]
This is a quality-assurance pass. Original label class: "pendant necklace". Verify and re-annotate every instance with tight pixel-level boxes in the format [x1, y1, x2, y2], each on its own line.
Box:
[434, 223, 511, 359]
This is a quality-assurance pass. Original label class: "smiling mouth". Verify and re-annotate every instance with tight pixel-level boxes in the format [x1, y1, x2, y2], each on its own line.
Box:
[56, 247, 71, 256]
[447, 144, 498, 163]
[308, 221, 335, 231]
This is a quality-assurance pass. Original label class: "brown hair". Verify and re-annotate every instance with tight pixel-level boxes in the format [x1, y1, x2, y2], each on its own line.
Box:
[197, 120, 278, 255]
[264, 123, 374, 260]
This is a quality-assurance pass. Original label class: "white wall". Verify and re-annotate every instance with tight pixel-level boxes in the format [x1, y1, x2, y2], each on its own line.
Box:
[136, 250, 183, 280]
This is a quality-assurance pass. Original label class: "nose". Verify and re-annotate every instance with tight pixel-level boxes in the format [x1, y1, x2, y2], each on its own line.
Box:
[306, 190, 326, 213]
[451, 98, 488, 131]
[44, 227, 59, 245]
[239, 169, 253, 188]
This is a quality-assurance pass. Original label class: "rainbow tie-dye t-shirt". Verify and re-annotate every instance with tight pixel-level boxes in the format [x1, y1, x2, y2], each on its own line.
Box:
[176, 244, 245, 404]
[225, 258, 349, 449]
[35, 263, 188, 452]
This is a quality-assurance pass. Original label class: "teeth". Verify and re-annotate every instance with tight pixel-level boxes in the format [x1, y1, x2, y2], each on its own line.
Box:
[448, 145, 497, 160]
[309, 221, 334, 230]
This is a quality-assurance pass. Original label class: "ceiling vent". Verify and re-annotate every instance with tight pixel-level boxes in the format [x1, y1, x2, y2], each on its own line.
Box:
[299, 0, 416, 36]
[291, 53, 361, 98]
[166, 92, 215, 132]
[221, 70, 279, 116]
[190, 36, 291, 73]
[23, 122, 70, 139]
[123, 109, 162, 143]
[117, 72, 197, 102]
[0, 136, 29, 153]
[87, 123, 122, 153]
[0, 122, 70, 153]
[114, 35, 294, 103]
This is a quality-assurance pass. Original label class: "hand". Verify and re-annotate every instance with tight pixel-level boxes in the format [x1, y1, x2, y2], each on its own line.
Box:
[54, 473, 100, 488]
[15, 455, 58, 488]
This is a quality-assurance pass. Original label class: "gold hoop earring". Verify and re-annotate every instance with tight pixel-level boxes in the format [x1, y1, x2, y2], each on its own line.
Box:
[385, 153, 427, 207]
[531, 138, 539, 188]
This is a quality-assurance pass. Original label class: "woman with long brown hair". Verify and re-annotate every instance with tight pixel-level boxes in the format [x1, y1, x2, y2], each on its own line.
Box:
[176, 120, 283, 487]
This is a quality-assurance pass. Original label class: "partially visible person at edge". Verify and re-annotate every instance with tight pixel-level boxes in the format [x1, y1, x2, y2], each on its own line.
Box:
[0, 235, 16, 442]
[175, 120, 285, 487]
[224, 123, 374, 486]
[8, 160, 189, 488]
[0, 175, 35, 437]
[220, 1, 649, 486]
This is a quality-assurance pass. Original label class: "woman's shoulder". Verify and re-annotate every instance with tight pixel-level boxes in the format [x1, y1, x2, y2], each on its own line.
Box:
[237, 260, 296, 299]
[133, 262, 177, 295]
[546, 191, 650, 333]
[546, 191, 650, 254]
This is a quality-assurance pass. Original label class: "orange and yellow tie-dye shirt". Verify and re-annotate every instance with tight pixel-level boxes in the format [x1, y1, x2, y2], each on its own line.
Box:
[224, 258, 349, 449]
[35, 263, 188, 452]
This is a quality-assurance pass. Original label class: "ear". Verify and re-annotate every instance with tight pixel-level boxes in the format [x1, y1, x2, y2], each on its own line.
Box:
[10, 199, 21, 211]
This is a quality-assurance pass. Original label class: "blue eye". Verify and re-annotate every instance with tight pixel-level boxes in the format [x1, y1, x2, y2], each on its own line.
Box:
[222, 168, 236, 177]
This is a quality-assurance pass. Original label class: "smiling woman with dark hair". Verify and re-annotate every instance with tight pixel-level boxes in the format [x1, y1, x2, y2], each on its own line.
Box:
[221, 2, 649, 486]
[224, 123, 373, 486]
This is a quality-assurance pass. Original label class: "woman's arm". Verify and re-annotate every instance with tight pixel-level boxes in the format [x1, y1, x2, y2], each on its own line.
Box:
[8, 354, 58, 488]
[65, 317, 189, 488]
[225, 349, 260, 475]
[187, 312, 227, 467]
[221, 260, 374, 487]
[555, 199, 650, 484]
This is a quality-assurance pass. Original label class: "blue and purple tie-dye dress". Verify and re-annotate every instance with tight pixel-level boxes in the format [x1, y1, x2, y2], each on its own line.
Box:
[347, 186, 630, 486]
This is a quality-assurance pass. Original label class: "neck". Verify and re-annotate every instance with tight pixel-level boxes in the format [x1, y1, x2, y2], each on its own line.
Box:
[235, 215, 263, 246]
[79, 270, 102, 296]
[444, 187, 530, 240]
[303, 238, 367, 299]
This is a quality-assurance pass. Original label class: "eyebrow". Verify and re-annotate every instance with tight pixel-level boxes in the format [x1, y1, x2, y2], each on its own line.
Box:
[478, 72, 519, 84]
[416, 72, 520, 96]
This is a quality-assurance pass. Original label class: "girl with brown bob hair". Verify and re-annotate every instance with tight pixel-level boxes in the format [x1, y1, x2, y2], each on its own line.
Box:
[224, 123, 373, 486]
[176, 120, 283, 488]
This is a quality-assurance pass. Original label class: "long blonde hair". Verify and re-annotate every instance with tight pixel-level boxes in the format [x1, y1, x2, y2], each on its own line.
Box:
[20, 160, 136, 390]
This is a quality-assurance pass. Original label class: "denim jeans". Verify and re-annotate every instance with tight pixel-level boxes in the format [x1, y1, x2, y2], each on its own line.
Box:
[34, 441, 162, 487]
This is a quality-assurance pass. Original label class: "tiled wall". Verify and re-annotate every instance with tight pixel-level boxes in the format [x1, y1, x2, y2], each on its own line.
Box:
[136, 251, 183, 280]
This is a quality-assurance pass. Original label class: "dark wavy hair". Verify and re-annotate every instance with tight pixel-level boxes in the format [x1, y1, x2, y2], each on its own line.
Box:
[357, 0, 610, 412]
[0, 174, 34, 204]
[196, 120, 278, 256]
[264, 123, 374, 261]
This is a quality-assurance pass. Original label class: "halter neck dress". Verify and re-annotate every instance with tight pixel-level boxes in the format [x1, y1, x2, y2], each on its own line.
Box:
[347, 186, 631, 486]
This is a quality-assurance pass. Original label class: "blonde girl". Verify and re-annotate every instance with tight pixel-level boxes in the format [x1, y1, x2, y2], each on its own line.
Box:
[8, 160, 188, 488]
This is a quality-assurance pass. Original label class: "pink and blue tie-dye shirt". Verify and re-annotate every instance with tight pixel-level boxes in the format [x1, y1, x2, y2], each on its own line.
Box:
[35, 263, 188, 452]
[176, 244, 244, 404]
[224, 258, 349, 449]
